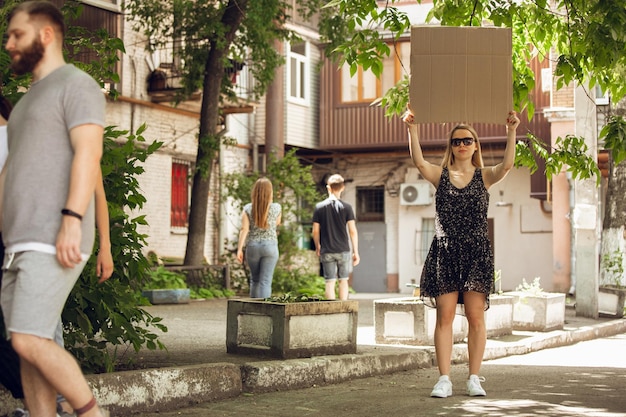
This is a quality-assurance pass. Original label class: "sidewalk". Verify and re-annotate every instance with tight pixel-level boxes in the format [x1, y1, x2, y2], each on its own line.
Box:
[2, 293, 624, 416]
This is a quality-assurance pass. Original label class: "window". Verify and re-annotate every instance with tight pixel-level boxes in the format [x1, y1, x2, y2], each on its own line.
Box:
[51, 0, 121, 82]
[288, 41, 309, 104]
[356, 187, 385, 222]
[171, 161, 189, 228]
[418, 218, 435, 264]
[340, 41, 410, 103]
[595, 85, 609, 106]
[341, 65, 379, 103]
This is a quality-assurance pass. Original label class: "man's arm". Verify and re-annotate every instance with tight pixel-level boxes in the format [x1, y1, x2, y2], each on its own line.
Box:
[0, 164, 6, 229]
[312, 222, 321, 257]
[95, 170, 113, 282]
[56, 123, 103, 268]
[347, 220, 360, 266]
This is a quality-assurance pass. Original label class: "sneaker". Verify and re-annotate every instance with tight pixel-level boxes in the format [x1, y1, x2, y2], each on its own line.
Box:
[10, 409, 29, 417]
[57, 400, 76, 417]
[466, 374, 486, 396]
[430, 375, 453, 398]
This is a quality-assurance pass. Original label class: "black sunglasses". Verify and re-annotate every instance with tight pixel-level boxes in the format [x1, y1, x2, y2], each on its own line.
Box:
[450, 137, 475, 147]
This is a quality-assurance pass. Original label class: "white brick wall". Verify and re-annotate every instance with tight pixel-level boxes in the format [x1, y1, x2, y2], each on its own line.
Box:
[104, 16, 226, 263]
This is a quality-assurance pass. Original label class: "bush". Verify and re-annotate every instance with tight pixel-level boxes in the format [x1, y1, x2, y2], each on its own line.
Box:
[144, 267, 188, 290]
[62, 125, 167, 373]
[272, 268, 326, 298]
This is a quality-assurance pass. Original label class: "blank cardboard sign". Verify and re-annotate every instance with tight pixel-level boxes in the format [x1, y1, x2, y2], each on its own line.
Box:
[410, 26, 512, 125]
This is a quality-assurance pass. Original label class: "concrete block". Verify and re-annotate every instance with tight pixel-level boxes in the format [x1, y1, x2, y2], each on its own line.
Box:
[226, 299, 358, 359]
[506, 292, 566, 331]
[598, 287, 626, 318]
[142, 289, 190, 304]
[374, 298, 467, 345]
[486, 295, 514, 338]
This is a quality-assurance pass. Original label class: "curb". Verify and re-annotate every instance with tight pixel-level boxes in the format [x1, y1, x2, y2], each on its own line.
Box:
[1, 318, 625, 416]
[89, 364, 242, 416]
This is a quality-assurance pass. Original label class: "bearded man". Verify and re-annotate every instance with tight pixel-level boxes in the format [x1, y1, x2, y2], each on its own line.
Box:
[0, 2, 108, 416]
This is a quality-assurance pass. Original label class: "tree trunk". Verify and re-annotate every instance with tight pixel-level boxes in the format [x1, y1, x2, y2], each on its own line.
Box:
[600, 158, 626, 286]
[265, 40, 285, 160]
[184, 0, 249, 266]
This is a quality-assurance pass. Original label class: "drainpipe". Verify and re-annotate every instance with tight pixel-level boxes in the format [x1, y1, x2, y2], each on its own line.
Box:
[567, 171, 576, 295]
[217, 120, 228, 262]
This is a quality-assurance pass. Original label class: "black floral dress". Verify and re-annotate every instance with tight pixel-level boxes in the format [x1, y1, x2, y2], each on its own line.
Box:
[420, 168, 494, 309]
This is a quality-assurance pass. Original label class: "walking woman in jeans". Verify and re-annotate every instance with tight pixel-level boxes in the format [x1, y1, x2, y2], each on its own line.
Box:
[237, 177, 282, 298]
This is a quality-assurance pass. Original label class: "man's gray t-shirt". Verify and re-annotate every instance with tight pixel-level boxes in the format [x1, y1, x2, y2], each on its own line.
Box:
[4, 64, 105, 255]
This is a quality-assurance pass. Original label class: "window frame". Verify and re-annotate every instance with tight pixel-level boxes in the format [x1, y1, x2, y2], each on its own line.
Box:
[171, 160, 190, 230]
[339, 41, 410, 104]
[287, 40, 310, 105]
[356, 186, 385, 222]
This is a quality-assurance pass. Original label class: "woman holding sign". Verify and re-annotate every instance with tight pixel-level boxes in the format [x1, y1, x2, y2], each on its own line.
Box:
[403, 109, 520, 398]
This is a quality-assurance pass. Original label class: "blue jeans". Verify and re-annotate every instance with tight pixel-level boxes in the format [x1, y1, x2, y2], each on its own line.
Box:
[245, 241, 279, 298]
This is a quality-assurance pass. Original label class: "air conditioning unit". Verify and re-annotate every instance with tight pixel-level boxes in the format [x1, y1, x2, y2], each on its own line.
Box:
[400, 182, 433, 206]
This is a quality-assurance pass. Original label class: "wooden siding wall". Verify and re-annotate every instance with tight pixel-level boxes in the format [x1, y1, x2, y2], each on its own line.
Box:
[53, 0, 121, 75]
[319, 55, 551, 152]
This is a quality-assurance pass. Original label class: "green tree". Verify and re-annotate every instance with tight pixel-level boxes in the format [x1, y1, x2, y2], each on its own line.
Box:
[321, 0, 626, 299]
[320, 0, 626, 172]
[123, 0, 329, 266]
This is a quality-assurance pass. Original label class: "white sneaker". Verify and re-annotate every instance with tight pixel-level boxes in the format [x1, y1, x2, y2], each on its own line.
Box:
[430, 375, 453, 398]
[466, 374, 486, 396]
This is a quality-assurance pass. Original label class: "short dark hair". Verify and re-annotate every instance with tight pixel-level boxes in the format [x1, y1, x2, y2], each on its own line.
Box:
[327, 174, 345, 192]
[8, 1, 65, 39]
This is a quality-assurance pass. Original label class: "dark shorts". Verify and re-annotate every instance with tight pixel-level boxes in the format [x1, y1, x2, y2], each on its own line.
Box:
[320, 252, 351, 281]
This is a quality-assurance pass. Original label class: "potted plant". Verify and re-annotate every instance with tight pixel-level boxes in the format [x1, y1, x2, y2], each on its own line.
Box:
[142, 266, 191, 304]
[599, 249, 626, 318]
[226, 293, 358, 359]
[504, 277, 566, 331]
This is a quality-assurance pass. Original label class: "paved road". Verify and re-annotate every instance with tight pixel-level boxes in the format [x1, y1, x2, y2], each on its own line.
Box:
[133, 333, 626, 417]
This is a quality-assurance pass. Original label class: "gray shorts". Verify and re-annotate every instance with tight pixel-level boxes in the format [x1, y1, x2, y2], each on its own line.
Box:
[320, 252, 352, 281]
[1, 251, 86, 339]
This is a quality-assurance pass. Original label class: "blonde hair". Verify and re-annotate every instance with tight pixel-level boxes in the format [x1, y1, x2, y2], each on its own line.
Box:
[327, 174, 345, 192]
[251, 177, 273, 229]
[441, 124, 484, 169]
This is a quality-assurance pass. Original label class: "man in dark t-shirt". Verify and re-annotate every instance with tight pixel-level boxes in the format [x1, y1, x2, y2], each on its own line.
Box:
[312, 174, 360, 300]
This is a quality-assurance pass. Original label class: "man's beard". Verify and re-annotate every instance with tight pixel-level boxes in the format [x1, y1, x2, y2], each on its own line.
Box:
[11, 37, 44, 75]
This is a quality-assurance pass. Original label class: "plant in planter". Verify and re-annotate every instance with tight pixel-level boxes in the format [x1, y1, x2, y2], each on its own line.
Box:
[226, 292, 358, 358]
[599, 249, 626, 318]
[142, 266, 190, 304]
[504, 277, 566, 331]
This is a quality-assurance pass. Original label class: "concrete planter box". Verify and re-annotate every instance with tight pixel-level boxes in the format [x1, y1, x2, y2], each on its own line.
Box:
[504, 292, 566, 331]
[373, 298, 467, 346]
[485, 294, 514, 338]
[226, 299, 358, 359]
[598, 286, 626, 318]
[141, 289, 190, 304]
